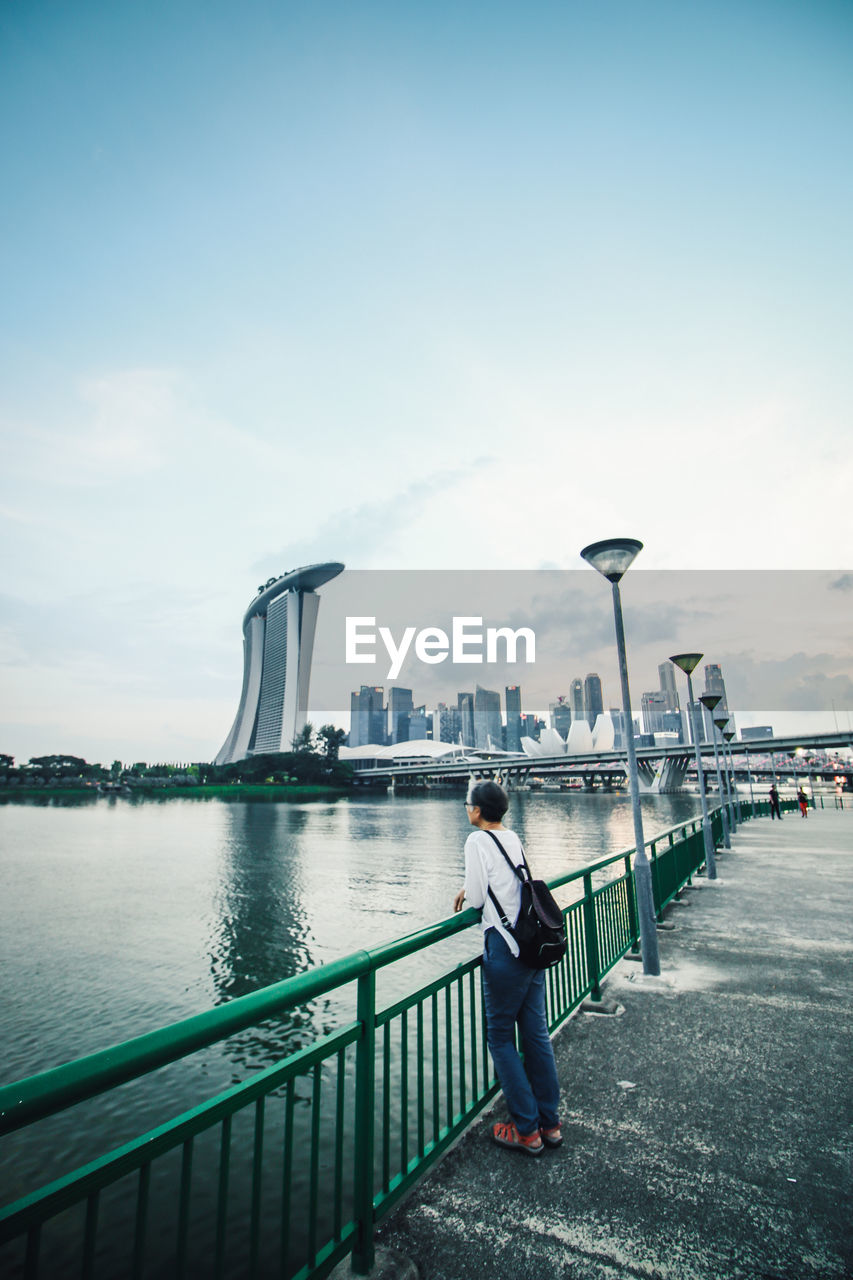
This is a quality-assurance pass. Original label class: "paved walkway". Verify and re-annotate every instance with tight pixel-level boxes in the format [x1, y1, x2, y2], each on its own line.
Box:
[372, 807, 853, 1280]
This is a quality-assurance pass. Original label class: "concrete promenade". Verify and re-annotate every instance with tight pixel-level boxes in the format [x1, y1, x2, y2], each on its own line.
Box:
[373, 807, 852, 1280]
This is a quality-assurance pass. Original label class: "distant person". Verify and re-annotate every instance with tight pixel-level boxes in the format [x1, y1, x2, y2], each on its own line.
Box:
[769, 784, 782, 819]
[798, 788, 809, 817]
[453, 780, 560, 1157]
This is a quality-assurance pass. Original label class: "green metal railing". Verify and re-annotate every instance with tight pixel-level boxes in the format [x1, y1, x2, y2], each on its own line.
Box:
[1, 803, 743, 1280]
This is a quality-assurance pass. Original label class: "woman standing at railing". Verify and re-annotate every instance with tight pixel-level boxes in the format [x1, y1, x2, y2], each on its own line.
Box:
[453, 779, 561, 1157]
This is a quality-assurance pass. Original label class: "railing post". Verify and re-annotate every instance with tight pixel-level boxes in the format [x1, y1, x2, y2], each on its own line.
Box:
[582, 872, 602, 1000]
[352, 967, 376, 1275]
[624, 854, 639, 952]
[649, 841, 663, 921]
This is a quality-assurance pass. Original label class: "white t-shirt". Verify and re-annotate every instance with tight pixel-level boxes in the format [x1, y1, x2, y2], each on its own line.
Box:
[463, 827, 526, 957]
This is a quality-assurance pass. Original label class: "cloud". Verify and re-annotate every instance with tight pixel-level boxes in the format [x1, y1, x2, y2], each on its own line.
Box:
[723, 651, 853, 711]
[252, 461, 493, 574]
[37, 370, 180, 487]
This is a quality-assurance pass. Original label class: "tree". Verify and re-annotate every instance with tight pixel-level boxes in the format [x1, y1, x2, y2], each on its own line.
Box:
[317, 725, 347, 761]
[291, 723, 316, 753]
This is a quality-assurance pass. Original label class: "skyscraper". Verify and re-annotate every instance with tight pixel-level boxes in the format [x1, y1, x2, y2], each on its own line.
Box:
[549, 696, 572, 741]
[474, 685, 502, 749]
[434, 702, 461, 743]
[703, 663, 736, 737]
[505, 684, 522, 752]
[570, 678, 585, 723]
[388, 687, 414, 744]
[641, 691, 669, 735]
[349, 686, 386, 747]
[408, 705, 429, 739]
[658, 660, 680, 711]
[215, 562, 344, 765]
[458, 692, 475, 747]
[584, 673, 603, 731]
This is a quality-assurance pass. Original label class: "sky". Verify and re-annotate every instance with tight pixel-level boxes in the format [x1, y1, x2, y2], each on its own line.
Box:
[1, 0, 852, 764]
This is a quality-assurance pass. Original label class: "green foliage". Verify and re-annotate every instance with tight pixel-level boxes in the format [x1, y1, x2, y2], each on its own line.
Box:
[291, 723, 317, 753]
[26, 755, 107, 780]
[317, 725, 347, 761]
[210, 749, 352, 787]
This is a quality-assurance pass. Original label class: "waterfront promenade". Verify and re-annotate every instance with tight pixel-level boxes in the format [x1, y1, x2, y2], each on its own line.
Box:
[368, 808, 852, 1280]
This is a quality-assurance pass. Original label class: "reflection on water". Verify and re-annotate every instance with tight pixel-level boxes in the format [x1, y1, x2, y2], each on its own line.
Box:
[210, 804, 324, 1071]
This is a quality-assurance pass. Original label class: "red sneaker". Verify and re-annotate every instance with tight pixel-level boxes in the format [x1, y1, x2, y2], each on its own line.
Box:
[540, 1125, 562, 1147]
[492, 1121, 544, 1156]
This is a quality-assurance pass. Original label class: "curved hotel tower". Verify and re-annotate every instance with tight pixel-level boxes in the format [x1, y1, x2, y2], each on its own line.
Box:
[215, 562, 344, 765]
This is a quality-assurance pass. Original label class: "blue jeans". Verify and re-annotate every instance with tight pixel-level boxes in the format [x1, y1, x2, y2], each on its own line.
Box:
[482, 928, 560, 1135]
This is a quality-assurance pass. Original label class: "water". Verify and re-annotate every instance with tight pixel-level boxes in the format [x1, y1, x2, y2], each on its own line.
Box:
[1, 789, 701, 1079]
[0, 789, 702, 1274]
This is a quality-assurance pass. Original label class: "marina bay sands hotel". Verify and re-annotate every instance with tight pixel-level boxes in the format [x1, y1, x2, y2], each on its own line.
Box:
[215, 562, 344, 766]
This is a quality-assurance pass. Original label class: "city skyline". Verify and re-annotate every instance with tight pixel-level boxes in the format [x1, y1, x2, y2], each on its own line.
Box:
[1, 3, 852, 763]
[340, 657, 754, 753]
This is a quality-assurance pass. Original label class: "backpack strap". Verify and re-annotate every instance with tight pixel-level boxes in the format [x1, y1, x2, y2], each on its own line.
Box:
[484, 831, 530, 931]
[485, 830, 531, 881]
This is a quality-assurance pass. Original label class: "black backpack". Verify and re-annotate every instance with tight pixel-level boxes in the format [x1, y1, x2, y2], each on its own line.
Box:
[484, 831, 567, 970]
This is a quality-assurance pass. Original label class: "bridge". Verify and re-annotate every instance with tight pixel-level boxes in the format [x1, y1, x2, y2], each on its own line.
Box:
[350, 731, 853, 794]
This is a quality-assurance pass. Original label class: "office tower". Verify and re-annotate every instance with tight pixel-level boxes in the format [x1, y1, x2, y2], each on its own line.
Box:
[349, 686, 386, 747]
[549, 696, 572, 741]
[474, 685, 502, 749]
[658, 660, 680, 711]
[521, 713, 540, 740]
[505, 685, 522, 752]
[609, 707, 625, 750]
[570, 678, 585, 723]
[584, 673, 603, 732]
[458, 692, 475, 747]
[703, 663, 736, 737]
[641, 691, 669, 735]
[687, 700, 707, 745]
[408, 705, 429, 740]
[388, 687, 414, 744]
[216, 562, 344, 765]
[434, 702, 461, 744]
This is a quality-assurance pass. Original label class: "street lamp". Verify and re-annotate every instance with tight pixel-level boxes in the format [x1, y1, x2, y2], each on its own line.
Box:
[670, 654, 718, 879]
[744, 744, 756, 814]
[723, 730, 742, 822]
[699, 696, 731, 848]
[580, 537, 660, 976]
[713, 716, 737, 833]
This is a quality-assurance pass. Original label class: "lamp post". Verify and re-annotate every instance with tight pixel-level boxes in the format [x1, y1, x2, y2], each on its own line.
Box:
[580, 537, 660, 976]
[713, 714, 737, 835]
[724, 730, 742, 822]
[670, 654, 718, 879]
[744, 745, 756, 815]
[699, 696, 730, 848]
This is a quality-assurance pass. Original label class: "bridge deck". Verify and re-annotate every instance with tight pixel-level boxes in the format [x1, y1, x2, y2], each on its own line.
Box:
[372, 808, 853, 1280]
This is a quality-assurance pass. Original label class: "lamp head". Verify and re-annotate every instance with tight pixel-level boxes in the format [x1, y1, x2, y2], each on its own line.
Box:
[723, 731, 735, 742]
[699, 693, 722, 711]
[670, 652, 703, 676]
[580, 537, 643, 583]
[714, 716, 729, 731]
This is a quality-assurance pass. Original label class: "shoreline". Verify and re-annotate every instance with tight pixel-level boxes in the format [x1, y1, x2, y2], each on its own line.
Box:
[0, 783, 351, 803]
